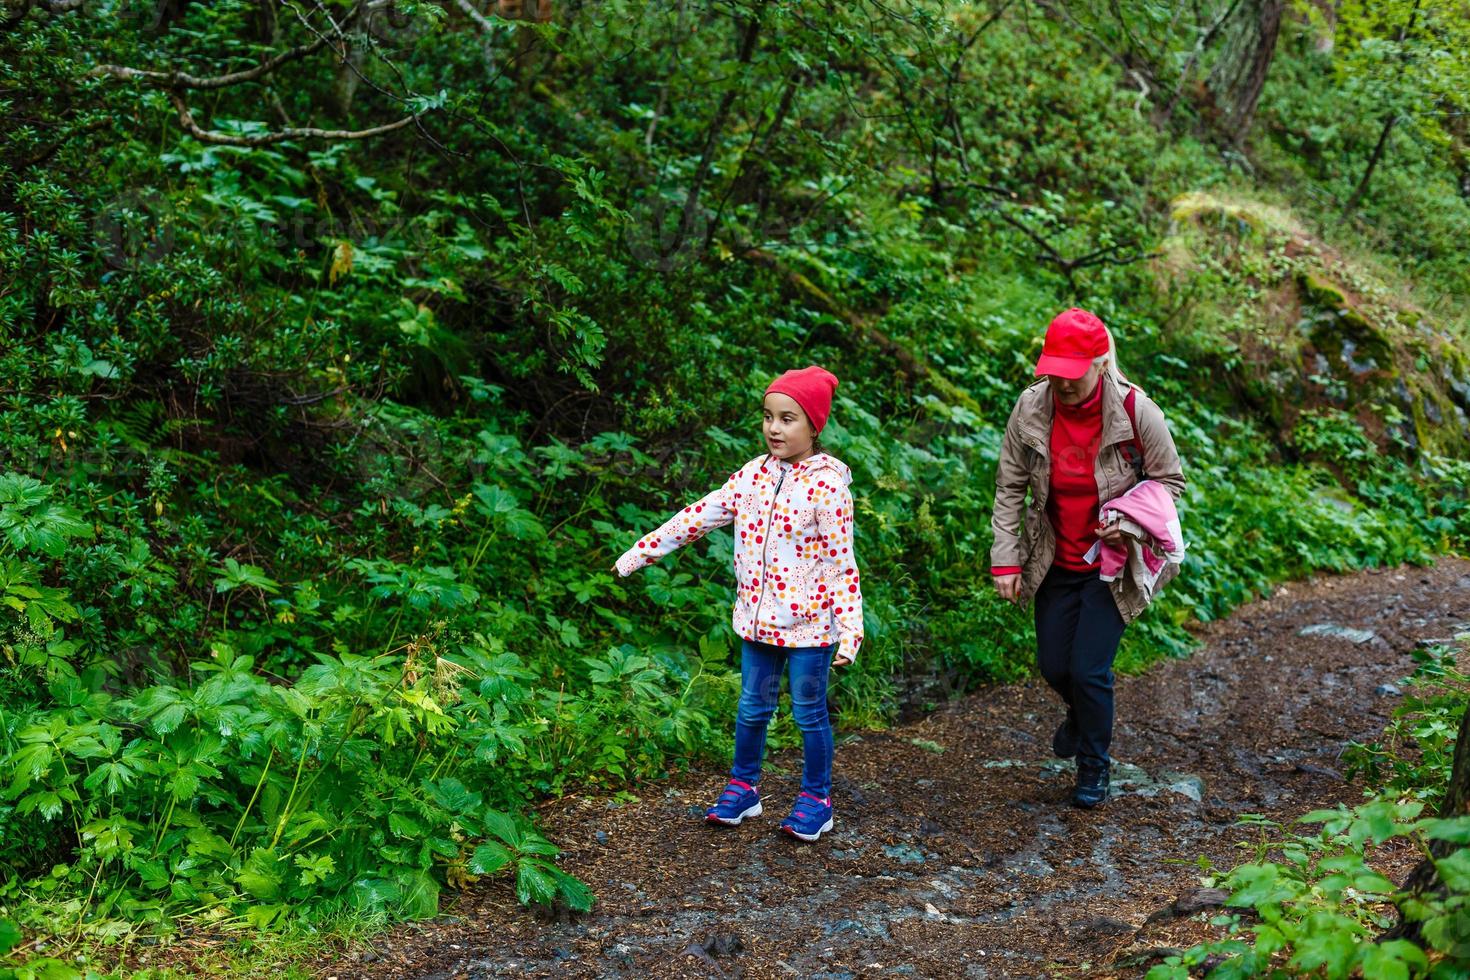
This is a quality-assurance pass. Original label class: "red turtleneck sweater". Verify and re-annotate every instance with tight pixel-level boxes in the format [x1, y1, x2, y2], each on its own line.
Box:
[1047, 380, 1104, 570]
[992, 380, 1103, 576]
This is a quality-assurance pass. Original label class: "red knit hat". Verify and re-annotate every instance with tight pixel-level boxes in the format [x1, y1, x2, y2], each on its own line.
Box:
[1034, 308, 1111, 380]
[765, 365, 839, 434]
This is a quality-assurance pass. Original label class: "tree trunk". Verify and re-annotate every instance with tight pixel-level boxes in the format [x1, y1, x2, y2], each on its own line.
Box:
[670, 0, 767, 257]
[1342, 112, 1398, 219]
[707, 68, 802, 251]
[1157, 0, 1245, 127]
[329, 5, 379, 119]
[1438, 700, 1470, 829]
[1206, 0, 1285, 146]
[1341, 0, 1422, 220]
[255, 0, 279, 45]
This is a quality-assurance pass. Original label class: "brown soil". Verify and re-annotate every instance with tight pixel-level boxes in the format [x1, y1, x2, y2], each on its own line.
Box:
[319, 559, 1470, 980]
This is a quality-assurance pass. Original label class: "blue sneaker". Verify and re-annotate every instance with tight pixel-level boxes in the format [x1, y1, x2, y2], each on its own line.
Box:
[705, 779, 762, 825]
[780, 791, 834, 842]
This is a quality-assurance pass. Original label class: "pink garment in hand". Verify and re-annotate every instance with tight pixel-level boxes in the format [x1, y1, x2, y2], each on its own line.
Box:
[1086, 480, 1186, 596]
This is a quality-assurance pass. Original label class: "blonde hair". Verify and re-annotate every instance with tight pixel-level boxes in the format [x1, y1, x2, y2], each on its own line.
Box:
[1095, 324, 1139, 394]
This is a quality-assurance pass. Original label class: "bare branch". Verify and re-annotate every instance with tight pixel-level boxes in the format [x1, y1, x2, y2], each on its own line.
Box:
[932, 0, 1018, 184]
[1160, 0, 1246, 122]
[668, 0, 769, 258]
[450, 0, 496, 34]
[286, 0, 422, 118]
[939, 184, 1163, 285]
[167, 90, 420, 145]
[1128, 69, 1150, 117]
[88, 34, 334, 90]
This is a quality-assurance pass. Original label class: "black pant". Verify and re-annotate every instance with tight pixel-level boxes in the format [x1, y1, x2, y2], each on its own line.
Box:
[1034, 565, 1126, 766]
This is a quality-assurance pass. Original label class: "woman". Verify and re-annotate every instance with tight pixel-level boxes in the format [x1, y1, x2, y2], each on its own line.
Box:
[990, 308, 1185, 808]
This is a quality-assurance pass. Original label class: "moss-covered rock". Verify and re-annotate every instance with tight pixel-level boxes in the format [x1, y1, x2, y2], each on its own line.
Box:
[1159, 192, 1469, 460]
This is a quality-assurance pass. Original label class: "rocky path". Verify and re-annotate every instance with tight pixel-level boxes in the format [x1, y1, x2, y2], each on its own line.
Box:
[322, 559, 1470, 980]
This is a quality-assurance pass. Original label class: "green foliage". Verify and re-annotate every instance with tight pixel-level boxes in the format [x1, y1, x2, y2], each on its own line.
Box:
[1326, 0, 1470, 165]
[1147, 803, 1470, 980]
[1, 0, 1467, 962]
[1, 639, 603, 930]
[1347, 646, 1470, 809]
[1156, 644, 1470, 978]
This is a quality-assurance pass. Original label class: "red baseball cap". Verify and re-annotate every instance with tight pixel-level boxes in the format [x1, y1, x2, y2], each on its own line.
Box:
[1034, 308, 1110, 380]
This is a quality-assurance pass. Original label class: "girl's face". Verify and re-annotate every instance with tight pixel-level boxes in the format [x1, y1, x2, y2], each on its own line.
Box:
[763, 393, 818, 463]
[1049, 359, 1106, 406]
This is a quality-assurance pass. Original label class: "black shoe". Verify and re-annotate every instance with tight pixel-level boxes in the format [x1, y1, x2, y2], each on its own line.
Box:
[1072, 760, 1110, 809]
[1051, 711, 1078, 759]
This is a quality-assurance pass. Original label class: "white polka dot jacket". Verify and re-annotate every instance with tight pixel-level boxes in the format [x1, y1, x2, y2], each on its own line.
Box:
[615, 452, 865, 665]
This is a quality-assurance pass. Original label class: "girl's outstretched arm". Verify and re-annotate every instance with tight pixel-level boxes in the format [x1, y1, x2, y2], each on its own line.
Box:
[813, 482, 863, 666]
[614, 466, 743, 577]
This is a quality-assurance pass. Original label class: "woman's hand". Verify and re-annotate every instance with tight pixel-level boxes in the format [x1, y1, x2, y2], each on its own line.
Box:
[1093, 522, 1125, 548]
[993, 572, 1021, 603]
[832, 652, 853, 668]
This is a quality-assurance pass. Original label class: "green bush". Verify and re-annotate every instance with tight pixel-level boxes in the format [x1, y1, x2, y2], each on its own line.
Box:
[1147, 803, 1470, 980]
[1154, 647, 1470, 979]
[2, 0, 1468, 956]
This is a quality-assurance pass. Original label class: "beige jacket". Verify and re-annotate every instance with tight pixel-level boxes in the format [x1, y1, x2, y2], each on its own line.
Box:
[989, 375, 1185, 623]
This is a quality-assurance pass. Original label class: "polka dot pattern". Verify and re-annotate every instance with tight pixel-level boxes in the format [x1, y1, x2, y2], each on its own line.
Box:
[615, 453, 865, 664]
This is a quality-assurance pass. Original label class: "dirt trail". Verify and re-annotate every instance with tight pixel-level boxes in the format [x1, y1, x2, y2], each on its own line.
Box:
[323, 559, 1470, 980]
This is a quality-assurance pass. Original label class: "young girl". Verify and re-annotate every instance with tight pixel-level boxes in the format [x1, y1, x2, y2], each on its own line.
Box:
[612, 365, 863, 842]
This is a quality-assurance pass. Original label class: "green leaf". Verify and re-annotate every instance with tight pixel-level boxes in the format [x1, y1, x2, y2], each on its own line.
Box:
[213, 558, 280, 594]
[169, 769, 200, 800]
[517, 832, 559, 858]
[1361, 940, 1427, 980]
[17, 790, 67, 820]
[0, 918, 20, 956]
[80, 358, 117, 379]
[426, 777, 482, 817]
[236, 847, 286, 901]
[83, 761, 136, 795]
[1422, 911, 1470, 954]
[395, 870, 439, 919]
[0, 475, 92, 556]
[551, 867, 594, 913]
[469, 841, 512, 875]
[1227, 864, 1295, 908]
[1143, 965, 1189, 980]
[1202, 950, 1260, 980]
[1286, 922, 1359, 978]
[1347, 800, 1421, 846]
[1253, 924, 1286, 957]
[388, 811, 424, 838]
[471, 483, 520, 516]
[1432, 847, 1470, 891]
[243, 904, 288, 930]
[294, 853, 336, 887]
[349, 877, 399, 911]
[152, 703, 187, 735]
[515, 860, 557, 907]
[1416, 816, 1470, 844]
[482, 807, 522, 849]
[1350, 871, 1396, 894]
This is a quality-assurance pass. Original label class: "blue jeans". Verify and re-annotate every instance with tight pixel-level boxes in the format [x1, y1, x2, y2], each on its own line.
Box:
[730, 639, 834, 799]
